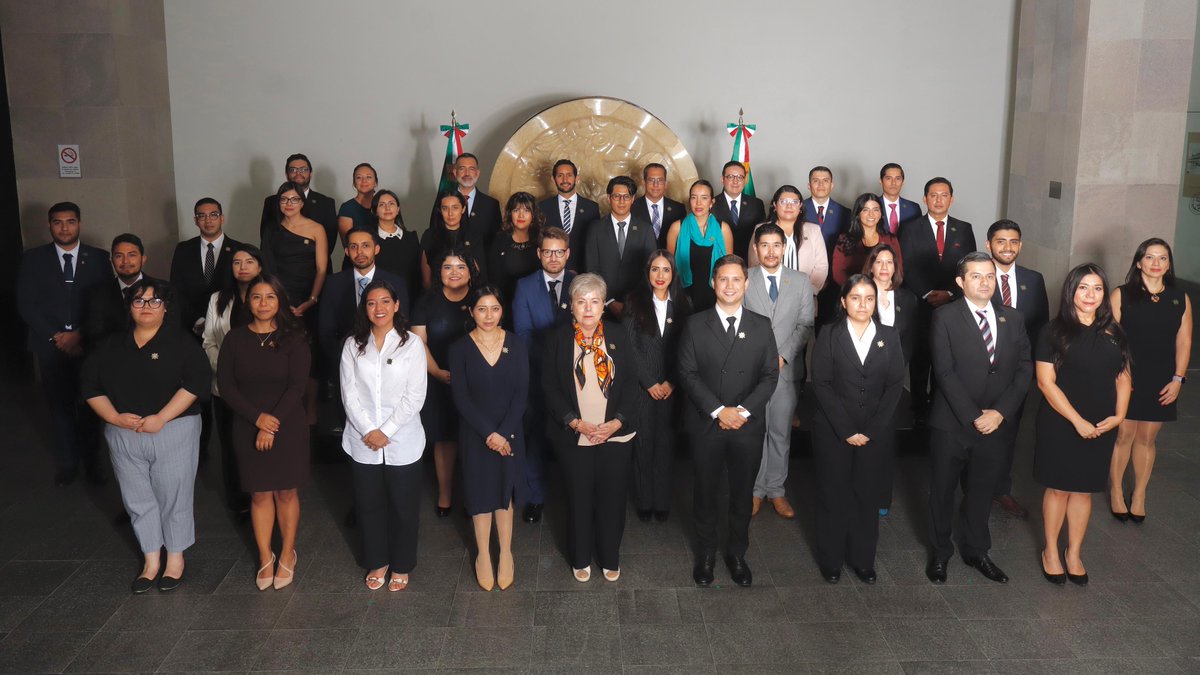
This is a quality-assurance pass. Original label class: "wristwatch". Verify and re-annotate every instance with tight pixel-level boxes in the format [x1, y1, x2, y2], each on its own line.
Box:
[1172, 375, 1187, 384]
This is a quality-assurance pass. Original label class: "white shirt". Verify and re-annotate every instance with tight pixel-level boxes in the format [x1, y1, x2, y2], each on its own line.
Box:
[199, 233, 225, 270]
[882, 196, 902, 225]
[340, 330, 428, 466]
[995, 263, 1018, 309]
[353, 266, 376, 305]
[543, 270, 566, 305]
[811, 197, 830, 214]
[710, 305, 750, 419]
[847, 318, 878, 365]
[202, 291, 233, 396]
[966, 298, 997, 357]
[652, 294, 669, 335]
[610, 214, 630, 240]
[558, 194, 577, 218]
[877, 288, 896, 327]
[54, 243, 79, 275]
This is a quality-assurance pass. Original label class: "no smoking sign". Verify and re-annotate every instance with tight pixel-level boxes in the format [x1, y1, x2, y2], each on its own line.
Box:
[58, 144, 81, 178]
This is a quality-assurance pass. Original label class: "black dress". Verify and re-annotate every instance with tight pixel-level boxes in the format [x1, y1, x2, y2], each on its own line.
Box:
[376, 229, 422, 308]
[685, 240, 716, 312]
[486, 233, 540, 321]
[411, 290, 470, 443]
[263, 222, 318, 310]
[1033, 325, 1125, 492]
[1121, 284, 1187, 422]
[420, 226, 486, 278]
[448, 332, 529, 515]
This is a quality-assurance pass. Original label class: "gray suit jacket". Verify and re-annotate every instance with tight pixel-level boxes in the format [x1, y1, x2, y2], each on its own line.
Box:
[743, 266, 815, 381]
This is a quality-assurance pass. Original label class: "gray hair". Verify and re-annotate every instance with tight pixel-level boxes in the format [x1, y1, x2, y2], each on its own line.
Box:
[569, 273, 607, 302]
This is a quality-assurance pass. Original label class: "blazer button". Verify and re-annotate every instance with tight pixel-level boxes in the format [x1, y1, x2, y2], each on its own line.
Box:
[721, 369, 727, 374]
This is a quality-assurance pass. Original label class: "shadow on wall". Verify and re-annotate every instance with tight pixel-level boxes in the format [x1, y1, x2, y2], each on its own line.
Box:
[227, 157, 275, 246]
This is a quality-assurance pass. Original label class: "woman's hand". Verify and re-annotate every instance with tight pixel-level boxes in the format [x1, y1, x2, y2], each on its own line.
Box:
[1159, 380, 1182, 406]
[485, 432, 507, 453]
[845, 433, 870, 446]
[572, 419, 599, 437]
[255, 413, 281, 433]
[435, 369, 452, 385]
[292, 300, 314, 317]
[255, 429, 275, 451]
[587, 419, 622, 445]
[363, 430, 389, 450]
[1094, 416, 1124, 435]
[111, 412, 143, 430]
[1072, 418, 1099, 439]
[137, 414, 164, 434]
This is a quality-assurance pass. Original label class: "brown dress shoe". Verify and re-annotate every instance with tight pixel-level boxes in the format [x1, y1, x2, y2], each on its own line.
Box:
[993, 495, 1028, 519]
[752, 496, 763, 517]
[770, 497, 795, 519]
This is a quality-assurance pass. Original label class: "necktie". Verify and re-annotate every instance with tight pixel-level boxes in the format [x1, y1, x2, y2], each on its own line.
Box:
[562, 199, 573, 234]
[935, 221, 946, 259]
[204, 242, 215, 285]
[889, 203, 898, 229]
[62, 253, 74, 283]
[730, 199, 739, 224]
[356, 276, 370, 304]
[548, 279, 560, 312]
[651, 203, 661, 237]
[817, 205, 825, 226]
[768, 275, 778, 303]
[726, 315, 737, 343]
[977, 309, 994, 365]
[616, 221, 627, 257]
[1001, 273, 1013, 307]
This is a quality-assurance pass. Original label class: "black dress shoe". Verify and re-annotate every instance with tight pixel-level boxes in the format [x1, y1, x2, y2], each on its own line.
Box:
[820, 567, 841, 584]
[693, 551, 715, 587]
[725, 555, 752, 587]
[963, 555, 1008, 583]
[1067, 571, 1089, 586]
[654, 510, 669, 523]
[54, 468, 77, 487]
[636, 509, 653, 523]
[157, 574, 183, 592]
[522, 503, 543, 523]
[435, 505, 452, 518]
[852, 567, 877, 584]
[130, 576, 155, 594]
[926, 559, 948, 584]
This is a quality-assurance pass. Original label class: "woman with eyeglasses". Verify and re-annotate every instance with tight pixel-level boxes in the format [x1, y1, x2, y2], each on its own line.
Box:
[831, 193, 902, 289]
[337, 163, 378, 271]
[666, 180, 734, 312]
[487, 192, 544, 318]
[419, 191, 485, 290]
[262, 181, 328, 327]
[82, 279, 210, 594]
[747, 185, 829, 294]
[371, 189, 421, 307]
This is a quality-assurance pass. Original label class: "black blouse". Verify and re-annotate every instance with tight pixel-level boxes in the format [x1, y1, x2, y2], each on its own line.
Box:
[81, 325, 211, 417]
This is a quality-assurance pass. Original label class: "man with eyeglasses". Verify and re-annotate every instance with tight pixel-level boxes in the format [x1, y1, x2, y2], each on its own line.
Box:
[433, 153, 503, 249]
[631, 163, 685, 249]
[17, 201, 112, 486]
[512, 227, 575, 524]
[584, 176, 657, 318]
[538, 159, 600, 271]
[258, 153, 337, 263]
[710, 161, 765, 259]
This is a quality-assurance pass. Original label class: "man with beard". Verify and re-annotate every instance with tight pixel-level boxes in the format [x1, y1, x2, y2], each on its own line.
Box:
[258, 153, 337, 266]
[538, 159, 600, 270]
[87, 233, 163, 345]
[632, 163, 685, 248]
[172, 198, 243, 339]
[434, 153, 503, 248]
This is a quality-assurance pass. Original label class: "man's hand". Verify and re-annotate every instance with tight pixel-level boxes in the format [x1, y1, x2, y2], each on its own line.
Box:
[973, 409, 1004, 435]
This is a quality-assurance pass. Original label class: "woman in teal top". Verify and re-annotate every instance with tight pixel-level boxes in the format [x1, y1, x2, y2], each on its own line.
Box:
[665, 180, 734, 312]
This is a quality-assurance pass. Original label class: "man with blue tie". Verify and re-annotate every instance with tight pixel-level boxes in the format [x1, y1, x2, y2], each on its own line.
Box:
[512, 227, 576, 523]
[17, 202, 112, 486]
[878, 163, 922, 235]
[537, 159, 600, 271]
[804, 166, 850, 259]
[631, 163, 685, 249]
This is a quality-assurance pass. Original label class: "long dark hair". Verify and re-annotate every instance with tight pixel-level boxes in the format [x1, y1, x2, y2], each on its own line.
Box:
[430, 247, 478, 295]
[1049, 263, 1129, 371]
[274, 181, 306, 225]
[1122, 237, 1176, 304]
[765, 184, 807, 222]
[371, 189, 406, 230]
[502, 191, 544, 238]
[216, 244, 265, 320]
[246, 273, 305, 346]
[840, 193, 888, 254]
[836, 274, 879, 319]
[625, 249, 691, 336]
[351, 280, 411, 355]
[464, 285, 505, 331]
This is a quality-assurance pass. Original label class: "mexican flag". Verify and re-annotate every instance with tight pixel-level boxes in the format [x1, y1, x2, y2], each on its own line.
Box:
[727, 121, 756, 198]
[438, 115, 469, 194]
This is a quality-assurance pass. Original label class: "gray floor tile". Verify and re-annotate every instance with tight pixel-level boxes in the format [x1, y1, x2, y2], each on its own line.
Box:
[695, 585, 785, 623]
[618, 624, 711, 666]
[64, 628, 182, 673]
[362, 590, 456, 627]
[877, 617, 986, 661]
[961, 619, 1072, 660]
[0, 560, 81, 596]
[101, 593, 206, 632]
[1106, 581, 1199, 618]
[859, 585, 955, 619]
[531, 624, 619, 669]
[187, 592, 290, 630]
[448, 589, 536, 627]
[603, 552, 694, 589]
[0, 597, 40, 633]
[158, 628, 270, 672]
[249, 628, 356, 671]
[0, 630, 94, 674]
[11, 592, 125, 632]
[778, 585, 869, 622]
[343, 625, 445, 670]
[1055, 617, 1167, 659]
[706, 622, 804, 666]
[790, 621, 895, 662]
[938, 585, 1041, 619]
[533, 589, 618, 625]
[616, 588, 703, 625]
[275, 592, 369, 630]
[437, 626, 532, 669]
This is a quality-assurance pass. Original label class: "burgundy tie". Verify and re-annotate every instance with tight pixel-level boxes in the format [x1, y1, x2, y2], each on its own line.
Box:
[935, 221, 945, 259]
[889, 203, 898, 229]
[817, 205, 825, 226]
[1001, 273, 1013, 307]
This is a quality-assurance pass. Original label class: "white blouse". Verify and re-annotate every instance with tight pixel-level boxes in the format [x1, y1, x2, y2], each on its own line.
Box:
[877, 289, 896, 327]
[201, 292, 234, 396]
[340, 330, 428, 466]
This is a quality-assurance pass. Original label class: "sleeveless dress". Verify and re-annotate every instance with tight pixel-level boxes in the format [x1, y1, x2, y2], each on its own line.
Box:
[411, 290, 470, 442]
[1121, 284, 1187, 422]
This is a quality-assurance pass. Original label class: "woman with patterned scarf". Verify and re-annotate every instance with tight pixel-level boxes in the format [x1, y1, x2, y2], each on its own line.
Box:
[542, 273, 640, 583]
[666, 179, 735, 312]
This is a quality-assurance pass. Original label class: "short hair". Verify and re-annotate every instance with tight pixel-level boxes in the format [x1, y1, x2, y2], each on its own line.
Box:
[193, 197, 222, 213]
[879, 163, 905, 180]
[711, 254, 747, 281]
[642, 163, 667, 179]
[455, 152, 479, 166]
[48, 201, 80, 221]
[111, 233, 144, 255]
[721, 160, 746, 176]
[924, 177, 954, 196]
[808, 166, 833, 181]
[606, 175, 637, 196]
[552, 159, 577, 176]
[345, 226, 381, 247]
[126, 277, 174, 312]
[753, 222, 785, 245]
[956, 251, 995, 278]
[569, 272, 607, 302]
[987, 219, 1022, 240]
[539, 226, 569, 248]
[284, 153, 311, 171]
[351, 162, 378, 182]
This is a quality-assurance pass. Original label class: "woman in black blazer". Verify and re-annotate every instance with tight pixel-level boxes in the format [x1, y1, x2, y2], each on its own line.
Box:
[624, 250, 691, 523]
[811, 274, 906, 585]
[542, 273, 639, 583]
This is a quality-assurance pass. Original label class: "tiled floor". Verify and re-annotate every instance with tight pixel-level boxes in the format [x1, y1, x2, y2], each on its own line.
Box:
[0, 381, 1198, 673]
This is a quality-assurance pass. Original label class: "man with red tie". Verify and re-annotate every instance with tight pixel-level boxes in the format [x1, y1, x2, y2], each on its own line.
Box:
[898, 177, 977, 422]
[803, 166, 849, 263]
[878, 163, 923, 235]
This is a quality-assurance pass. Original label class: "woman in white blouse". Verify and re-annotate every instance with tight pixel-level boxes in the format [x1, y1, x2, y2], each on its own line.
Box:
[340, 280, 428, 592]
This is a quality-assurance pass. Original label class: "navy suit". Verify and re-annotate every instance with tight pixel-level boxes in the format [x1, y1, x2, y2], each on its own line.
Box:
[804, 197, 850, 265]
[316, 267, 410, 370]
[884, 197, 923, 235]
[17, 242, 111, 473]
[539, 195, 601, 271]
[711, 193, 766, 259]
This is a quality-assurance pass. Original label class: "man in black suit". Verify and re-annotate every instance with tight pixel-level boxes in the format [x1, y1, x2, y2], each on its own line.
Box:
[631, 163, 685, 248]
[710, 161, 766, 259]
[584, 176, 657, 318]
[435, 153, 503, 248]
[17, 202, 112, 486]
[898, 177, 977, 419]
[538, 159, 600, 270]
[86, 233, 160, 346]
[879, 163, 923, 235]
[678, 254, 780, 588]
[172, 197, 243, 339]
[804, 166, 850, 260]
[259, 153, 338, 261]
[985, 220, 1049, 519]
[926, 252, 1032, 585]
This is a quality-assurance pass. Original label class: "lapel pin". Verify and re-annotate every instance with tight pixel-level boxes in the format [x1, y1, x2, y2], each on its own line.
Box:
[471, 211, 477, 217]
[896, 306, 902, 312]
[666, 317, 673, 324]
[738, 332, 746, 339]
[998, 316, 1007, 323]
[560, 302, 567, 310]
[950, 227, 957, 232]
[503, 347, 510, 354]
[224, 246, 231, 252]
[631, 225, 638, 231]
[303, 239, 311, 245]
[1020, 284, 1027, 291]
[608, 344, 615, 351]
[876, 340, 885, 348]
[150, 353, 159, 360]
[500, 251, 505, 256]
[460, 305, 468, 311]
[386, 358, 393, 365]
[1173, 298, 1180, 305]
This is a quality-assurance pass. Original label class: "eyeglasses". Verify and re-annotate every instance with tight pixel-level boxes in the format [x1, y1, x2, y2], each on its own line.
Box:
[540, 249, 568, 258]
[778, 198, 802, 206]
[609, 194, 633, 202]
[644, 177, 666, 185]
[723, 175, 746, 183]
[194, 212, 222, 221]
[132, 297, 164, 308]
[286, 166, 312, 175]
[279, 197, 304, 205]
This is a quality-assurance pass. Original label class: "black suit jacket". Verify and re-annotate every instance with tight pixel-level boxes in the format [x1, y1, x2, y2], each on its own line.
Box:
[583, 215, 658, 303]
[539, 195, 601, 271]
[627, 295, 686, 388]
[85, 275, 166, 347]
[259, 189, 337, 255]
[316, 267, 411, 366]
[540, 321, 639, 448]
[463, 191, 503, 248]
[928, 301, 1033, 444]
[898, 214, 977, 300]
[880, 286, 920, 365]
[631, 196, 685, 249]
[170, 235, 243, 336]
[711, 193, 766, 259]
[17, 243, 112, 353]
[992, 264, 1049, 348]
[677, 308, 779, 436]
[811, 320, 907, 444]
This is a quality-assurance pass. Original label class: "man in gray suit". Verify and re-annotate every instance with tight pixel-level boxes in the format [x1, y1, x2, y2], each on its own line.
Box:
[743, 223, 815, 519]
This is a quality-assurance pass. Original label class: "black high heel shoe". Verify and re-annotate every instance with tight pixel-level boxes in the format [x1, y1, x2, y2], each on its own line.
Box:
[1127, 497, 1146, 524]
[1040, 551, 1065, 585]
[1110, 495, 1130, 522]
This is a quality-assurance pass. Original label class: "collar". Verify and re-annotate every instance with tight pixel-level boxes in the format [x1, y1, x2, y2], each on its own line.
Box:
[994, 261, 1016, 275]
[645, 196, 664, 208]
[353, 266, 376, 283]
[377, 225, 403, 240]
[460, 187, 476, 200]
[724, 191, 742, 205]
[928, 214, 949, 226]
[542, 270, 565, 284]
[882, 195, 901, 207]
[558, 193, 576, 204]
[965, 297, 993, 315]
[715, 304, 743, 325]
[811, 197, 830, 208]
[610, 213, 631, 227]
[54, 242, 79, 258]
[201, 233, 225, 249]
[118, 273, 144, 291]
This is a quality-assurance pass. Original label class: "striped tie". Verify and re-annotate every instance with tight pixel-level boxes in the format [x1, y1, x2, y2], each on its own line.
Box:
[562, 199, 573, 234]
[977, 310, 994, 365]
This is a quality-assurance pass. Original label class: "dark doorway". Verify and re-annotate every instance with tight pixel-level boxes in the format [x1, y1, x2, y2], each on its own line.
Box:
[0, 33, 29, 379]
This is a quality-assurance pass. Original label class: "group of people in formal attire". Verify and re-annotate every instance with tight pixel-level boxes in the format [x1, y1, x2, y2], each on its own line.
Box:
[16, 150, 1191, 594]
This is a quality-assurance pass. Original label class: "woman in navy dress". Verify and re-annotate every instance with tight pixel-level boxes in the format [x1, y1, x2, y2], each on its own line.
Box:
[1109, 238, 1192, 522]
[337, 163, 377, 271]
[449, 285, 529, 591]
